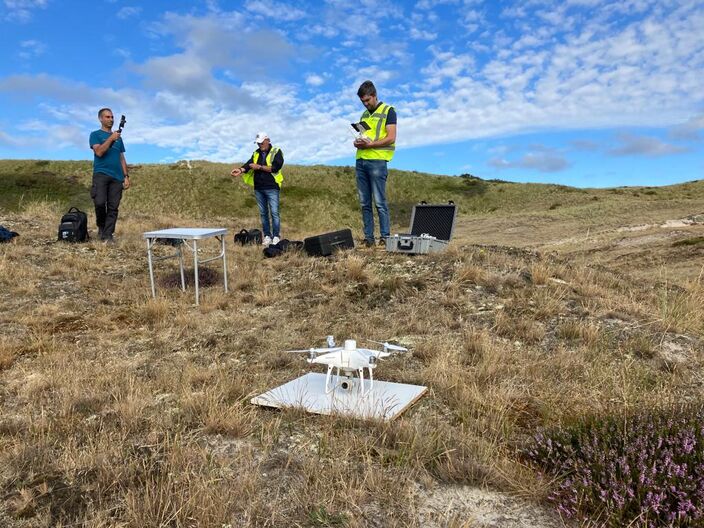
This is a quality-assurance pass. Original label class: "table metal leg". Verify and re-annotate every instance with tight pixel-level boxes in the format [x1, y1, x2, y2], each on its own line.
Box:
[193, 239, 200, 305]
[221, 235, 228, 293]
[147, 238, 156, 298]
[178, 244, 186, 291]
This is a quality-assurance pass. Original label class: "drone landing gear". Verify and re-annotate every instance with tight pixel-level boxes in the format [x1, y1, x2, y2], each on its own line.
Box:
[324, 365, 374, 397]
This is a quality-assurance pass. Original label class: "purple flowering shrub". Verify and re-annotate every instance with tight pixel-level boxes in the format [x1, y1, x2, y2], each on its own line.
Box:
[524, 407, 704, 527]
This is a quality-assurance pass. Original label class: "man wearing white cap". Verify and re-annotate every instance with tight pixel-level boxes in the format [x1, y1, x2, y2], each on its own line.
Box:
[231, 132, 285, 245]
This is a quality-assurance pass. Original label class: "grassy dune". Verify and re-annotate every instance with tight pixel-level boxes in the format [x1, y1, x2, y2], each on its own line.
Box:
[3, 159, 702, 233]
[0, 160, 703, 527]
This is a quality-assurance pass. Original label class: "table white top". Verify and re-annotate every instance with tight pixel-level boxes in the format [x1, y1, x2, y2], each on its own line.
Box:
[143, 227, 228, 239]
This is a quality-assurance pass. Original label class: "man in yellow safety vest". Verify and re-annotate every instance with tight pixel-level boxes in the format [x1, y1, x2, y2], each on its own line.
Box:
[353, 80, 397, 247]
[231, 132, 285, 245]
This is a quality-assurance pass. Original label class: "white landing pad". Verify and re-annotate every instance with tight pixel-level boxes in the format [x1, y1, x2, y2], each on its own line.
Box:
[251, 373, 428, 421]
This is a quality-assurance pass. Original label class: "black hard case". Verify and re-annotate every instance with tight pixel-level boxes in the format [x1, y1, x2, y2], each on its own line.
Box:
[304, 228, 355, 256]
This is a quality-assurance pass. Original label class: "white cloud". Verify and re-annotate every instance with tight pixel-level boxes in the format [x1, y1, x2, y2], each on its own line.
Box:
[409, 27, 437, 40]
[245, 0, 306, 21]
[669, 113, 704, 141]
[307, 24, 338, 38]
[394, 0, 704, 151]
[460, 8, 484, 32]
[571, 139, 601, 151]
[117, 6, 142, 19]
[0, 130, 28, 147]
[3, 0, 47, 22]
[134, 12, 295, 103]
[421, 48, 475, 88]
[0, 108, 87, 151]
[489, 150, 571, 173]
[155, 11, 293, 71]
[415, 0, 459, 9]
[608, 133, 688, 157]
[408, 8, 438, 40]
[305, 74, 325, 87]
[17, 119, 84, 148]
[299, 0, 406, 57]
[18, 39, 46, 59]
[114, 48, 131, 59]
[0, 74, 121, 105]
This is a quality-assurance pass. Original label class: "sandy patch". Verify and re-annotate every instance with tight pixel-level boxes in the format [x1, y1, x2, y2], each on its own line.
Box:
[416, 485, 568, 528]
[617, 214, 704, 232]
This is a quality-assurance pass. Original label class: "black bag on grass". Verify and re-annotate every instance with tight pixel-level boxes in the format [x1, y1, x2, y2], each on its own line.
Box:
[0, 226, 19, 243]
[57, 207, 88, 242]
[263, 239, 304, 258]
[234, 228, 262, 246]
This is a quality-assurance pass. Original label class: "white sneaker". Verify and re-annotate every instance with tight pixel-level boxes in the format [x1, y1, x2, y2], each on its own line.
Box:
[262, 236, 272, 245]
[272, 236, 281, 245]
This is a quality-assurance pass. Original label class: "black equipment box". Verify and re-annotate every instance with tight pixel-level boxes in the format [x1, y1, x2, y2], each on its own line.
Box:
[386, 201, 457, 254]
[304, 228, 355, 256]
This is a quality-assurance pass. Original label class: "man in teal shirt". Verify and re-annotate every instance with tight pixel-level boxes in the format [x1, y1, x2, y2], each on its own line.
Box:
[89, 108, 130, 243]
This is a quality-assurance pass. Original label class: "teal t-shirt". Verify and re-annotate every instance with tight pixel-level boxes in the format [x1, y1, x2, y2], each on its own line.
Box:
[89, 129, 125, 182]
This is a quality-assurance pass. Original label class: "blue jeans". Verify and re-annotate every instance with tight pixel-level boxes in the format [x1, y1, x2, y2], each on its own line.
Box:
[355, 158, 390, 241]
[254, 188, 280, 238]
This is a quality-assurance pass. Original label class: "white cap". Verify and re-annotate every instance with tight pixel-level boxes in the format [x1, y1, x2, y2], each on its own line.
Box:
[254, 132, 269, 144]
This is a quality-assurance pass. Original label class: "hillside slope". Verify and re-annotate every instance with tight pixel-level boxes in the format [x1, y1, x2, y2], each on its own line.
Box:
[3, 158, 702, 281]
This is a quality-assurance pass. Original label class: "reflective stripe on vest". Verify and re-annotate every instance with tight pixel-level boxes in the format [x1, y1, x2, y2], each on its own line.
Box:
[242, 146, 284, 187]
[356, 103, 396, 162]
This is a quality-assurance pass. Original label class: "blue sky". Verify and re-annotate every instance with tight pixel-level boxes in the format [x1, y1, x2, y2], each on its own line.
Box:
[0, 0, 703, 187]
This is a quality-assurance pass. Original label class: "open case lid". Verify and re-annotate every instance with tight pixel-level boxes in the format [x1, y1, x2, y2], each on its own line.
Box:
[409, 201, 457, 241]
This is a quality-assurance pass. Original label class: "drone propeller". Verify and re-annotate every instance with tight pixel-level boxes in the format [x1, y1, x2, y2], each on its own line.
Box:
[285, 347, 341, 354]
[357, 347, 391, 358]
[367, 339, 408, 352]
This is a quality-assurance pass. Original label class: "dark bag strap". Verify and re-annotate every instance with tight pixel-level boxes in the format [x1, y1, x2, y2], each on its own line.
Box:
[248, 229, 262, 242]
[67, 206, 84, 214]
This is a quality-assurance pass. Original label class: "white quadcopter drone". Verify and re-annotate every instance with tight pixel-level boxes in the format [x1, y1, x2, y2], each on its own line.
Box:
[287, 336, 408, 396]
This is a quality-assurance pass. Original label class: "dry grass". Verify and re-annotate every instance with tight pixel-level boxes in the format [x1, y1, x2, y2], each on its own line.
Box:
[1, 164, 704, 527]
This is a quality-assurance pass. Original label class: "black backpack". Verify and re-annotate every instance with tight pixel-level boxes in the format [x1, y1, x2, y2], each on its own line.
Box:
[234, 228, 262, 246]
[57, 207, 89, 242]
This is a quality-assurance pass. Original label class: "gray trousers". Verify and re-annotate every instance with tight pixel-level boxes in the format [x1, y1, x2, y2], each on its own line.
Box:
[91, 173, 123, 239]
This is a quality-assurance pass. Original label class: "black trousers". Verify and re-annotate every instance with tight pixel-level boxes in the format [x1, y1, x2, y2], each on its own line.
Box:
[91, 173, 123, 239]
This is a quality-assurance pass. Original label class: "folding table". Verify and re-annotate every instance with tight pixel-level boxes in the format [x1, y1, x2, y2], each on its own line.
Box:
[143, 227, 228, 305]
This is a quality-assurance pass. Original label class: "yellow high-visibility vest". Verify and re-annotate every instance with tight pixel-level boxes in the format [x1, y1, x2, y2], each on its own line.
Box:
[242, 146, 284, 187]
[356, 103, 395, 161]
